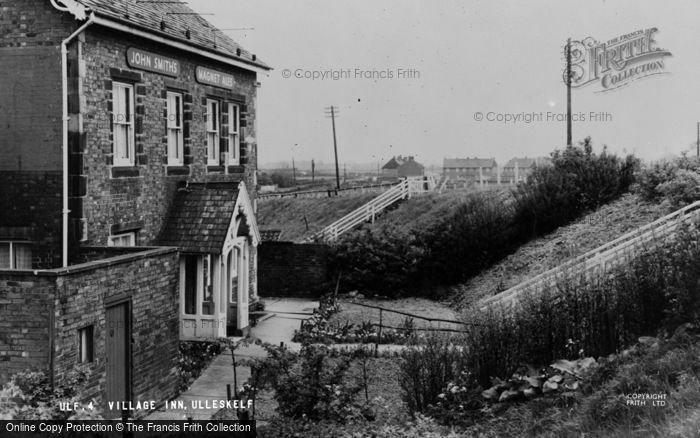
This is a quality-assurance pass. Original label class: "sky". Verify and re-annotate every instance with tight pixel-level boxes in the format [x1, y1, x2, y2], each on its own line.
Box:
[190, 0, 700, 168]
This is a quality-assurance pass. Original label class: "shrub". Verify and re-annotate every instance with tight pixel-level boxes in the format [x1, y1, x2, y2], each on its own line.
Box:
[330, 225, 424, 297]
[0, 370, 102, 420]
[177, 340, 223, 392]
[418, 193, 518, 285]
[398, 334, 470, 415]
[633, 154, 700, 206]
[513, 137, 638, 238]
[250, 342, 364, 422]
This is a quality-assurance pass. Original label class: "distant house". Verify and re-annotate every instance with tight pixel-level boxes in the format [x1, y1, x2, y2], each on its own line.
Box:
[443, 157, 498, 184]
[501, 157, 551, 184]
[381, 156, 424, 178]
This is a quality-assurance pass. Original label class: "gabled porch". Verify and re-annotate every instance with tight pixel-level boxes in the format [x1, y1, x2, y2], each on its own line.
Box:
[159, 181, 260, 339]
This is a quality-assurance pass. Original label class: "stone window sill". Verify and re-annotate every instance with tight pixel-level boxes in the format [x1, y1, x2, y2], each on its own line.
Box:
[166, 165, 191, 176]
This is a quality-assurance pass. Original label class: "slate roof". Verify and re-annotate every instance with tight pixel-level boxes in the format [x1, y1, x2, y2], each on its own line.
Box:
[398, 158, 424, 175]
[382, 157, 403, 170]
[503, 157, 551, 169]
[158, 183, 239, 254]
[444, 158, 498, 168]
[73, 0, 270, 70]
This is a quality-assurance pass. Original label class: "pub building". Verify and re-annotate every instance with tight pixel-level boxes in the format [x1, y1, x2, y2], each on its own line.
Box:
[0, 0, 271, 414]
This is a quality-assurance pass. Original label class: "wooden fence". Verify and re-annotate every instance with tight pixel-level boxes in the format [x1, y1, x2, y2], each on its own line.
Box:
[479, 199, 700, 310]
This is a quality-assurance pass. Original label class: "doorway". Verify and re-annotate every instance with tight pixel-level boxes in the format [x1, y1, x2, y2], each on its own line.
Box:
[105, 303, 130, 413]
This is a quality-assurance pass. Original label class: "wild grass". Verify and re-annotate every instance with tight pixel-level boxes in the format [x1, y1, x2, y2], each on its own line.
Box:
[462, 223, 700, 386]
[256, 193, 377, 241]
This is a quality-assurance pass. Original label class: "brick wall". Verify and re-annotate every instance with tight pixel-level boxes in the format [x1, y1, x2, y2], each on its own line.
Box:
[0, 273, 54, 381]
[0, 0, 76, 171]
[0, 0, 76, 268]
[0, 247, 180, 412]
[258, 242, 331, 297]
[0, 171, 63, 268]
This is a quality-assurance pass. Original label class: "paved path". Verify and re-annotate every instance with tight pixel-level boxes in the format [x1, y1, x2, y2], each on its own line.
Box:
[146, 298, 318, 420]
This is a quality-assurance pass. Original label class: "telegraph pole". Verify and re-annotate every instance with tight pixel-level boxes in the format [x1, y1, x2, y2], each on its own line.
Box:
[566, 38, 572, 146]
[325, 106, 341, 189]
[696, 122, 699, 157]
[311, 159, 315, 182]
[291, 143, 297, 187]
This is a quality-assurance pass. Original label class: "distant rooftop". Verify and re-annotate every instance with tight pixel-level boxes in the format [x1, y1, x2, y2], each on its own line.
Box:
[503, 157, 551, 168]
[443, 157, 497, 168]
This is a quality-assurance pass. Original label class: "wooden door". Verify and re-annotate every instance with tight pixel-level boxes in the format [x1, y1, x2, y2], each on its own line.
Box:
[105, 303, 129, 412]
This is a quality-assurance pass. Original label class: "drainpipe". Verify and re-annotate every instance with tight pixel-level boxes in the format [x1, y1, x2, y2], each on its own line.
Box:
[61, 14, 95, 267]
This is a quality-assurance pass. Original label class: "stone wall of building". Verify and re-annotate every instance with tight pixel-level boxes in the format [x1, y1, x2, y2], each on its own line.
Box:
[77, 26, 259, 249]
[258, 242, 331, 297]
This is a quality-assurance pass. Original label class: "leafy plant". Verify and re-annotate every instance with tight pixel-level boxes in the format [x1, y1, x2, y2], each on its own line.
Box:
[246, 342, 364, 422]
[0, 370, 102, 420]
[177, 340, 223, 392]
[398, 333, 469, 415]
[633, 153, 700, 205]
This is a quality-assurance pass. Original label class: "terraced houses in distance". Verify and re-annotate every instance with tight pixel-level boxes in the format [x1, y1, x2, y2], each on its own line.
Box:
[442, 156, 551, 185]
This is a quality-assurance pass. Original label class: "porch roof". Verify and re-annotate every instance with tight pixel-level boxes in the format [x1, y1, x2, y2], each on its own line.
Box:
[158, 183, 239, 254]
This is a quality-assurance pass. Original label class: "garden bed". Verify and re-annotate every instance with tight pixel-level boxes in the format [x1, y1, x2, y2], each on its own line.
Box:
[293, 296, 464, 345]
[213, 355, 408, 437]
[176, 340, 223, 392]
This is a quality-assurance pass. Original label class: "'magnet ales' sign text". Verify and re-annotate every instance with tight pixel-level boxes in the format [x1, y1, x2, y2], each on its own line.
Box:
[196, 66, 235, 89]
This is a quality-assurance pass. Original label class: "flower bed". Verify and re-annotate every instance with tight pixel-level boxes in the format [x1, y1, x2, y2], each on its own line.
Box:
[177, 340, 223, 392]
[292, 295, 419, 345]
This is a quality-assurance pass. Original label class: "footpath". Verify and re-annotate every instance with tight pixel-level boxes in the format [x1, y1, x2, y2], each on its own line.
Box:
[145, 298, 317, 420]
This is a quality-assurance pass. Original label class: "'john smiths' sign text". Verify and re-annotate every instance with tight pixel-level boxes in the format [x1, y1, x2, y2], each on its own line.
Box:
[196, 66, 235, 89]
[126, 48, 179, 77]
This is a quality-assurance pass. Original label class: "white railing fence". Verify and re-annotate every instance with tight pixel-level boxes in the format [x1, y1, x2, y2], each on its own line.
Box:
[313, 177, 434, 242]
[478, 199, 700, 310]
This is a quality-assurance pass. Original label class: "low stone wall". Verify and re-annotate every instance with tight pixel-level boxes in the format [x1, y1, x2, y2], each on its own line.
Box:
[258, 242, 331, 297]
[0, 247, 180, 412]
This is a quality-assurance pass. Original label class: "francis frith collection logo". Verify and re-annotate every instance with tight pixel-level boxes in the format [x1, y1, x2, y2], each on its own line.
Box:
[569, 28, 672, 92]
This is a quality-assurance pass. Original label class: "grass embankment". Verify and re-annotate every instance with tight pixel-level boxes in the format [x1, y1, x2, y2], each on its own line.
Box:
[363, 188, 511, 233]
[256, 188, 503, 243]
[449, 193, 672, 310]
[257, 193, 377, 241]
[332, 141, 637, 297]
